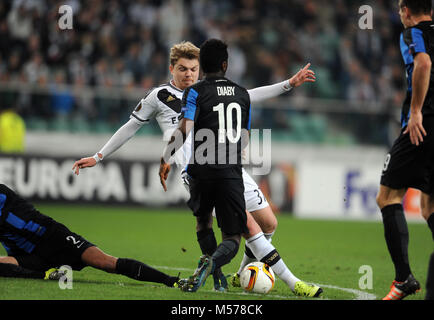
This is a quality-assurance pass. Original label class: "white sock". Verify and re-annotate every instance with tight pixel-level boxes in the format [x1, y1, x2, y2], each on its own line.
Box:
[237, 232, 275, 274]
[246, 232, 300, 291]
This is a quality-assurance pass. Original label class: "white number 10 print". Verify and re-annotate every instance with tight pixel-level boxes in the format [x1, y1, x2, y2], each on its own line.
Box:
[213, 102, 242, 143]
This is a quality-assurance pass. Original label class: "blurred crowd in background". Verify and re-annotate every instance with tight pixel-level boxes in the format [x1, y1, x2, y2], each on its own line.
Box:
[0, 0, 409, 146]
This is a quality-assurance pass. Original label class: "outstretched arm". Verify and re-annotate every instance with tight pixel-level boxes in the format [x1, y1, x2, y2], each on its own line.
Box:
[247, 63, 315, 103]
[72, 119, 143, 175]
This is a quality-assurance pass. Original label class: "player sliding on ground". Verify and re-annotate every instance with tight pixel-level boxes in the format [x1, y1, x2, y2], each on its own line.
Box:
[159, 39, 322, 298]
[0, 184, 180, 287]
[72, 41, 320, 297]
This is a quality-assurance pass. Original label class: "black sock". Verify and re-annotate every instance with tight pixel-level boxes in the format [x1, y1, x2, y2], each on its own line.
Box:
[426, 252, 434, 300]
[427, 214, 434, 241]
[381, 204, 412, 282]
[0, 263, 45, 279]
[115, 258, 177, 287]
[197, 228, 217, 255]
[211, 239, 239, 270]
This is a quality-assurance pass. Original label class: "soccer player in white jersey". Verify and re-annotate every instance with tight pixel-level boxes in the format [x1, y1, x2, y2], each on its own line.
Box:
[73, 41, 321, 297]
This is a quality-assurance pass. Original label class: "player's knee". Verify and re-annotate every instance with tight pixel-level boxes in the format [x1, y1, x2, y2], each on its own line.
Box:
[82, 247, 117, 272]
[260, 217, 277, 234]
[420, 195, 434, 220]
[420, 201, 433, 220]
[376, 192, 386, 209]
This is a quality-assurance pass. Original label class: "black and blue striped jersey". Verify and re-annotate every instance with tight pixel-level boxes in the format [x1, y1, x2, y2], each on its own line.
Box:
[181, 76, 251, 179]
[400, 21, 434, 128]
[0, 184, 55, 255]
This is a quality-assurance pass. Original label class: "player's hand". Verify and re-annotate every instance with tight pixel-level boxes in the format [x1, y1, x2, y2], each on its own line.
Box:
[403, 110, 426, 146]
[159, 157, 171, 192]
[72, 157, 97, 175]
[289, 63, 316, 88]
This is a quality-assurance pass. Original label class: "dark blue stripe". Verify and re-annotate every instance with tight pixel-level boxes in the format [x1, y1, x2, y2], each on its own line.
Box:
[5, 212, 46, 236]
[183, 88, 198, 120]
[6, 212, 25, 229]
[3, 233, 35, 253]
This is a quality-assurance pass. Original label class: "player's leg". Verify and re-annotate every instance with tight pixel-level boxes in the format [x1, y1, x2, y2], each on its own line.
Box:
[420, 192, 434, 240]
[236, 170, 277, 275]
[377, 185, 422, 299]
[376, 185, 412, 283]
[242, 211, 322, 297]
[81, 246, 179, 287]
[0, 255, 60, 280]
[194, 212, 229, 291]
[181, 178, 245, 292]
[426, 252, 434, 300]
[236, 206, 277, 276]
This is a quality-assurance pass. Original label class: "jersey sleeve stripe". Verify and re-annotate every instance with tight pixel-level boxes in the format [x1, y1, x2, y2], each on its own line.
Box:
[410, 28, 426, 54]
[183, 88, 199, 120]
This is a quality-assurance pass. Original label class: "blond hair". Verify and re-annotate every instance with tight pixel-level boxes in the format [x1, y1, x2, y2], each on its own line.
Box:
[169, 41, 200, 66]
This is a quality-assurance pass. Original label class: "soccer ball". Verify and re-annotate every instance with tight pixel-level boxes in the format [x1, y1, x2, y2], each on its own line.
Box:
[239, 262, 275, 294]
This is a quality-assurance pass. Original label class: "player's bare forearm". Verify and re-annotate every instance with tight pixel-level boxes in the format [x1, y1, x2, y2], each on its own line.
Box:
[160, 118, 193, 191]
[161, 118, 192, 163]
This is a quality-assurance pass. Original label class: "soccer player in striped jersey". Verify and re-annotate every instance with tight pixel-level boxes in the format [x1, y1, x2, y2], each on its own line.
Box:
[377, 0, 434, 300]
[73, 41, 320, 296]
[0, 184, 180, 287]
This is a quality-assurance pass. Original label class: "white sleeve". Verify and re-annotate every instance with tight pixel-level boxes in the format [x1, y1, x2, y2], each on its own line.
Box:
[247, 80, 292, 103]
[97, 119, 143, 160]
[130, 89, 158, 124]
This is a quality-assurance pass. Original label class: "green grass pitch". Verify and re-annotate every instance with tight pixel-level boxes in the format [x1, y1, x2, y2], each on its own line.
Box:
[0, 204, 432, 300]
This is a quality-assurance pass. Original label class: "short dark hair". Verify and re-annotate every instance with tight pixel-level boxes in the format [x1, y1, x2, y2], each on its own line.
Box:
[199, 39, 228, 73]
[401, 0, 432, 15]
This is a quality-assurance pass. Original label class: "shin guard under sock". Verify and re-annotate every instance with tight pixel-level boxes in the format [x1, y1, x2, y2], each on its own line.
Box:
[115, 258, 177, 287]
[381, 204, 411, 282]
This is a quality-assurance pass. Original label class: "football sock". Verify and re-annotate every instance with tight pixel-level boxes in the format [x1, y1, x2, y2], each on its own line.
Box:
[197, 228, 217, 255]
[0, 263, 45, 279]
[211, 239, 239, 270]
[237, 232, 275, 275]
[246, 232, 300, 291]
[426, 252, 434, 300]
[427, 214, 434, 241]
[115, 258, 177, 287]
[381, 204, 412, 282]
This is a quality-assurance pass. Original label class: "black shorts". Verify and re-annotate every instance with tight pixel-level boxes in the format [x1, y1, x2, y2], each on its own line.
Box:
[380, 116, 434, 194]
[13, 222, 95, 271]
[187, 177, 248, 235]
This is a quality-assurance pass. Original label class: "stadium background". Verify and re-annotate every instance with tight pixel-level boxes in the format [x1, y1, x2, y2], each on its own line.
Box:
[0, 0, 433, 301]
[0, 0, 421, 220]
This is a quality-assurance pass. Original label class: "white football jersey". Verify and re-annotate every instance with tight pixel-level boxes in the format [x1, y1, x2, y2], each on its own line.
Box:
[130, 81, 192, 169]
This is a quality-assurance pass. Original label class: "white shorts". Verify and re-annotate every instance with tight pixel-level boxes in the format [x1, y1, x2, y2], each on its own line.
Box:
[242, 168, 269, 213]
